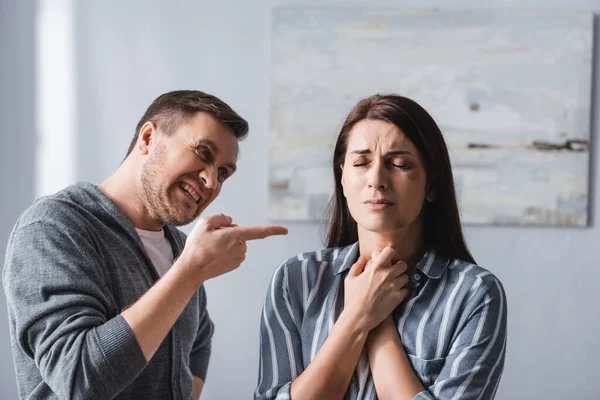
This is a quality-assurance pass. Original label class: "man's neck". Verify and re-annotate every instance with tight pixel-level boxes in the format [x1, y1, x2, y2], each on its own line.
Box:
[98, 158, 162, 231]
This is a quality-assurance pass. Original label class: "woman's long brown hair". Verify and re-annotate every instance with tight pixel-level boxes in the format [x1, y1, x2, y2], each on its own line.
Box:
[324, 94, 475, 264]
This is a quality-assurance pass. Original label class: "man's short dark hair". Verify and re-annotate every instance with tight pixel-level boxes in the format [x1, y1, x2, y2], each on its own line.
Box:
[126, 90, 249, 156]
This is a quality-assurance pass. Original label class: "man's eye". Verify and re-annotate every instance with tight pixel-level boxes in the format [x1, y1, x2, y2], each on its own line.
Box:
[196, 146, 211, 159]
[218, 169, 229, 182]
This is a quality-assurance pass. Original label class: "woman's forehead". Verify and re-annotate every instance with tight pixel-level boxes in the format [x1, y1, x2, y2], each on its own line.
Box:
[347, 120, 415, 150]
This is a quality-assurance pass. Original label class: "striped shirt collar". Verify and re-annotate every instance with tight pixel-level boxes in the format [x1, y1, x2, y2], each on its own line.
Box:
[333, 242, 449, 279]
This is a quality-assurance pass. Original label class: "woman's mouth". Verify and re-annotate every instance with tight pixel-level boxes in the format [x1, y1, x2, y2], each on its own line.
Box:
[364, 199, 394, 210]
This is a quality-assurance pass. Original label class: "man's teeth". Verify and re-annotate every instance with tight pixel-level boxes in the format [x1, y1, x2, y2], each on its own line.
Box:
[181, 183, 200, 203]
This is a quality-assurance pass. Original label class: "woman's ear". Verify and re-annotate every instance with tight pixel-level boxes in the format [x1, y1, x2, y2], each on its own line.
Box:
[340, 164, 347, 197]
[340, 164, 346, 193]
[426, 183, 435, 202]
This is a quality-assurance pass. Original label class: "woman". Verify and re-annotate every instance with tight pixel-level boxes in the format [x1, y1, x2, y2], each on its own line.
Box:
[255, 94, 507, 400]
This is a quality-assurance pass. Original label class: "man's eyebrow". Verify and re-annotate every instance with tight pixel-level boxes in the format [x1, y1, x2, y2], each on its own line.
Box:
[196, 138, 218, 153]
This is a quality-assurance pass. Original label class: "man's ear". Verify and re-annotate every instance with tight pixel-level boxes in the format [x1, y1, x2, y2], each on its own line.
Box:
[137, 121, 157, 155]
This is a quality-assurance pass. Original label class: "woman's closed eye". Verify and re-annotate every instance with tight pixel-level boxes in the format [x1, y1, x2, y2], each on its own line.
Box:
[352, 155, 370, 167]
[351, 159, 412, 170]
[391, 161, 411, 170]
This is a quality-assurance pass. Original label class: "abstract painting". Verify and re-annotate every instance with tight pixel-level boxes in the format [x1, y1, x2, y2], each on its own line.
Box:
[268, 8, 593, 225]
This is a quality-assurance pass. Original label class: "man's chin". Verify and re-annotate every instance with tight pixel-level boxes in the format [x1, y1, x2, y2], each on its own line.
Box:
[156, 211, 196, 227]
[174, 210, 205, 227]
[161, 199, 206, 226]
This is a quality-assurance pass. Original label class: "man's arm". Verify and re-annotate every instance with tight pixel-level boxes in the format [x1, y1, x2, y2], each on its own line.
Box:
[122, 214, 286, 362]
[3, 221, 148, 400]
[192, 376, 204, 399]
[3, 214, 286, 400]
[120, 257, 208, 361]
[189, 285, 213, 393]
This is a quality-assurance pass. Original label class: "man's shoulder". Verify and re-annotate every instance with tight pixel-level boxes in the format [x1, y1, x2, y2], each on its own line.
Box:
[14, 183, 99, 231]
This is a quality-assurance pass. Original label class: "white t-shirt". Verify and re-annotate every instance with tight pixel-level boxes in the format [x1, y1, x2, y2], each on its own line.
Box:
[135, 227, 174, 277]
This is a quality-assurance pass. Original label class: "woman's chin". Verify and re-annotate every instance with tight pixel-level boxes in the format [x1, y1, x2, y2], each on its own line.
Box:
[359, 221, 404, 234]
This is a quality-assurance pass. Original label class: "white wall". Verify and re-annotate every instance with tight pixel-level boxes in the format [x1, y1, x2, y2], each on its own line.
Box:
[1, 0, 599, 399]
[0, 1, 36, 399]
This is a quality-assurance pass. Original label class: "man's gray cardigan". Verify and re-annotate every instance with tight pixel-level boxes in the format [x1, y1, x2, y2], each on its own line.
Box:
[3, 182, 214, 399]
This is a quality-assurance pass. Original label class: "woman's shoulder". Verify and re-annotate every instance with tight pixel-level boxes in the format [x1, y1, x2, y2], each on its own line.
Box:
[272, 243, 359, 284]
[444, 257, 506, 299]
[285, 244, 353, 263]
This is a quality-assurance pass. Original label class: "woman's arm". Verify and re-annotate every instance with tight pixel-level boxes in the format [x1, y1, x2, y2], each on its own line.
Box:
[367, 316, 424, 400]
[255, 247, 409, 400]
[289, 309, 369, 399]
[367, 277, 507, 400]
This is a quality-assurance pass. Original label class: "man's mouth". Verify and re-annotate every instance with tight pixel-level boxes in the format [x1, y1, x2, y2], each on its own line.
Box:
[179, 182, 201, 204]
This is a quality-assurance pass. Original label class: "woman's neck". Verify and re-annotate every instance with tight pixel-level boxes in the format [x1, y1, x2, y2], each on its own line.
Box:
[357, 222, 426, 270]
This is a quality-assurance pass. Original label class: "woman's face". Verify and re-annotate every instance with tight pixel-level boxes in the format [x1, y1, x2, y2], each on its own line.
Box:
[341, 119, 432, 235]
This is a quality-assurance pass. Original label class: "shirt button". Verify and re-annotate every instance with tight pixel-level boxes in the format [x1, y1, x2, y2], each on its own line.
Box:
[414, 273, 421, 281]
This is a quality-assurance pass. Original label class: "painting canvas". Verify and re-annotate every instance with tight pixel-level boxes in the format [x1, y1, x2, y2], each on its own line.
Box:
[268, 8, 593, 226]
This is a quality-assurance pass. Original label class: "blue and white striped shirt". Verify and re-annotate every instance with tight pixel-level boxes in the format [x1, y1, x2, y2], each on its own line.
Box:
[255, 242, 507, 400]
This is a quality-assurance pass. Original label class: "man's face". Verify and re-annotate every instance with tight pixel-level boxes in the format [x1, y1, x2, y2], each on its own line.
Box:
[140, 112, 239, 226]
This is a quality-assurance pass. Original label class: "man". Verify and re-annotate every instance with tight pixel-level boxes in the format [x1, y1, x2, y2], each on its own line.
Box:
[2, 90, 287, 399]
